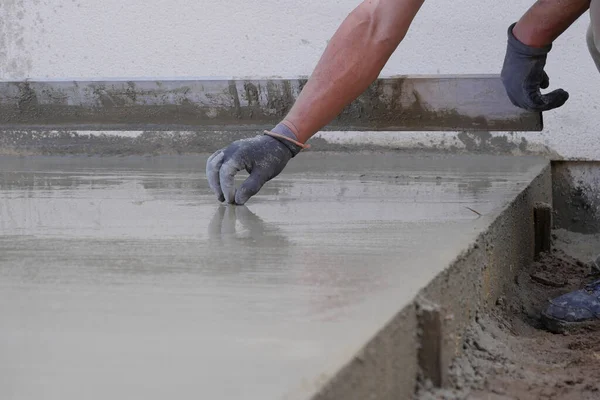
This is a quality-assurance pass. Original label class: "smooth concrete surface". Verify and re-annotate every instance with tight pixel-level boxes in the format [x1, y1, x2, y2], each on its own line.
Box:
[0, 153, 547, 399]
[2, 0, 598, 159]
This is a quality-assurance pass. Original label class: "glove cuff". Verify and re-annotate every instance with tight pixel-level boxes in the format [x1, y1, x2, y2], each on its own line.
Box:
[507, 22, 552, 56]
[264, 123, 307, 157]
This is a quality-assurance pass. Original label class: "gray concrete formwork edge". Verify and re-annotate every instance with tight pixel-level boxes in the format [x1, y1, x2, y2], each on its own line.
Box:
[552, 161, 600, 234]
[0, 76, 542, 132]
[304, 162, 552, 400]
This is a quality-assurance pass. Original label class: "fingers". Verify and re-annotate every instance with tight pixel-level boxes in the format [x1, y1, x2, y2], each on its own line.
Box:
[528, 71, 568, 112]
[235, 171, 267, 205]
[528, 88, 569, 112]
[206, 151, 225, 202]
[206, 135, 286, 205]
[540, 89, 569, 111]
[207, 148, 251, 205]
[540, 71, 550, 89]
[219, 159, 244, 204]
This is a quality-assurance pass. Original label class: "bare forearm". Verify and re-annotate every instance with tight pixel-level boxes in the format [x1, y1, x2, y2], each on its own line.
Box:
[284, 0, 424, 143]
[513, 0, 590, 47]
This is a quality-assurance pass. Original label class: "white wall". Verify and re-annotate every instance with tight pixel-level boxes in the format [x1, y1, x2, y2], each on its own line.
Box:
[1, 0, 599, 159]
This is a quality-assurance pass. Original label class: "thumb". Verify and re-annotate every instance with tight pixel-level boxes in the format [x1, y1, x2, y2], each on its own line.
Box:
[540, 71, 550, 89]
[539, 89, 569, 111]
[529, 88, 569, 112]
[235, 170, 268, 205]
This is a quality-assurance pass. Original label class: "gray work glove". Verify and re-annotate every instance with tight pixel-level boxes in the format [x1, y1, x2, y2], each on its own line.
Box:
[501, 23, 569, 112]
[206, 126, 303, 205]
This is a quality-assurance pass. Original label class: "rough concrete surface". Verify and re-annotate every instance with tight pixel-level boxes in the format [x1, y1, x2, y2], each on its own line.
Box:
[416, 160, 551, 376]
[0, 153, 548, 400]
[0, 130, 553, 157]
[552, 161, 600, 233]
[418, 229, 600, 400]
[0, 77, 542, 131]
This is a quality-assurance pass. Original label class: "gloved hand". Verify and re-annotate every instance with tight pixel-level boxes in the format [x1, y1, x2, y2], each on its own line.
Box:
[206, 124, 304, 205]
[501, 22, 569, 112]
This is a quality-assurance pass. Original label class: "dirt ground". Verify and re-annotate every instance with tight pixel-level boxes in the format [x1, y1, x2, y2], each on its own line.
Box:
[417, 229, 600, 400]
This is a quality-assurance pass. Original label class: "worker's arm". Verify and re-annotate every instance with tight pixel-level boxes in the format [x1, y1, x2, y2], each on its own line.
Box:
[284, 0, 425, 143]
[207, 0, 425, 205]
[501, 0, 590, 112]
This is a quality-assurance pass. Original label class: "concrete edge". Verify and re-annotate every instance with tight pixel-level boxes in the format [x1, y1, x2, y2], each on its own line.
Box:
[0, 130, 558, 157]
[552, 161, 600, 234]
[0, 76, 541, 131]
[305, 162, 552, 400]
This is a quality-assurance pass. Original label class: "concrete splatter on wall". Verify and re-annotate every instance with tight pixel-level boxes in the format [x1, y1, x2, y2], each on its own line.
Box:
[0, 0, 32, 79]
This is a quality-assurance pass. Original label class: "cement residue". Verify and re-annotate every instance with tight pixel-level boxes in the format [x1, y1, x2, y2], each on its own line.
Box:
[457, 131, 533, 155]
[417, 229, 600, 400]
[553, 162, 600, 234]
[0, 1, 31, 79]
[0, 78, 541, 132]
[0, 130, 261, 155]
[553, 228, 600, 263]
[0, 129, 555, 156]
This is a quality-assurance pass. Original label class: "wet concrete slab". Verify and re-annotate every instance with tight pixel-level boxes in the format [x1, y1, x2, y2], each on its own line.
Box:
[0, 153, 548, 400]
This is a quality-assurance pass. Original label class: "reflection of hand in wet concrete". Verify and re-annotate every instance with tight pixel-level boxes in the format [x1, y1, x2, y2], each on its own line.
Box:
[208, 205, 289, 248]
[206, 205, 379, 322]
[206, 205, 291, 277]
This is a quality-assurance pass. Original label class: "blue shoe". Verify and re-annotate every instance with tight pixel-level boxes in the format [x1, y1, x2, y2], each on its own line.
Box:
[541, 280, 600, 333]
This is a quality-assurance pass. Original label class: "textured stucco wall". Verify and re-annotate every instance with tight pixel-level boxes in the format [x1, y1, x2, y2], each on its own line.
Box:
[1, 0, 598, 159]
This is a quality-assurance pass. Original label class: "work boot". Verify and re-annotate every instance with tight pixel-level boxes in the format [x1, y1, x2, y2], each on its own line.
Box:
[542, 280, 600, 333]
